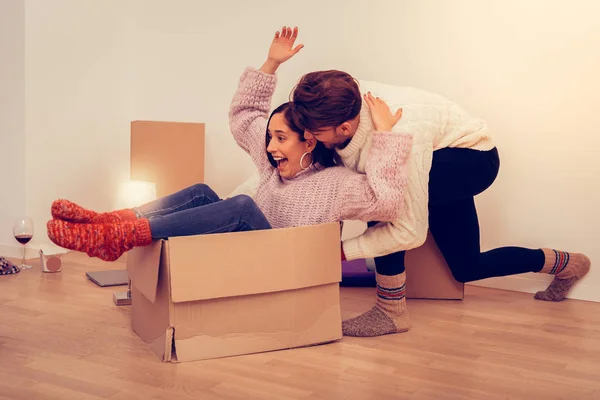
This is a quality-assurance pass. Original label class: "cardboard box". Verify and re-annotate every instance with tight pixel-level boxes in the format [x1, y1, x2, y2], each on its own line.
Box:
[343, 231, 464, 300]
[130, 120, 205, 197]
[405, 231, 464, 299]
[128, 120, 341, 362]
[126, 222, 343, 363]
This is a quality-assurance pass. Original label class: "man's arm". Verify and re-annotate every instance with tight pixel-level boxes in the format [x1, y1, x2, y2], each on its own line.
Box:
[342, 136, 434, 260]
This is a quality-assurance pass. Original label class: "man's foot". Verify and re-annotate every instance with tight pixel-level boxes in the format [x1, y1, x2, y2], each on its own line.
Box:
[535, 248, 591, 301]
[342, 306, 410, 337]
[51, 199, 138, 224]
[534, 277, 580, 302]
[342, 272, 410, 337]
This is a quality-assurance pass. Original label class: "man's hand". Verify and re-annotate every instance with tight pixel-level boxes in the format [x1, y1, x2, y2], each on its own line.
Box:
[364, 91, 402, 132]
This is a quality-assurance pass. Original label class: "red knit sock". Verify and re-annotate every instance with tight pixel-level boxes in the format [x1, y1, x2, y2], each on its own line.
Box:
[47, 219, 152, 262]
[51, 199, 138, 224]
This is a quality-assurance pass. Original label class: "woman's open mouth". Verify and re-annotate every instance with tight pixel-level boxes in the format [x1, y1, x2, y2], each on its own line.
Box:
[273, 157, 288, 170]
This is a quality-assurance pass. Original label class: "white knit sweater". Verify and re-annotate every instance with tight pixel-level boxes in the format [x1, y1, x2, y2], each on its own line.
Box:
[340, 79, 496, 260]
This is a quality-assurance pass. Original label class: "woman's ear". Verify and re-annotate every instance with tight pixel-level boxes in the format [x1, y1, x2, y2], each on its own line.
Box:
[305, 136, 317, 152]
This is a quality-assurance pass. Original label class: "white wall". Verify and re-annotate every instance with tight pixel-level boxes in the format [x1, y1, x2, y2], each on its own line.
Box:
[130, 0, 600, 301]
[24, 0, 134, 251]
[0, 0, 26, 257]
[7, 0, 599, 300]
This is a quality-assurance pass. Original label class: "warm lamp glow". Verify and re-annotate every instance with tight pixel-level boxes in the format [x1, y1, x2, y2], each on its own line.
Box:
[115, 180, 157, 209]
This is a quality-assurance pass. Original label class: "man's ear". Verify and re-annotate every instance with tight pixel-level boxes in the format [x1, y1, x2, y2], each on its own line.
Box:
[337, 121, 354, 138]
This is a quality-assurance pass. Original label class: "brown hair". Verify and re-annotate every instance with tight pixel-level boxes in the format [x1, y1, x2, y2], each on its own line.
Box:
[288, 70, 362, 132]
[266, 102, 341, 168]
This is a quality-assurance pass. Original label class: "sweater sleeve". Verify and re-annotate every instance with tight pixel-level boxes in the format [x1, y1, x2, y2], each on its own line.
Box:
[329, 131, 413, 223]
[228, 67, 277, 172]
[341, 132, 434, 260]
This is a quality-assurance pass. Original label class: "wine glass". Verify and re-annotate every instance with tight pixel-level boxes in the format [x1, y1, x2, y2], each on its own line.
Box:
[13, 217, 34, 270]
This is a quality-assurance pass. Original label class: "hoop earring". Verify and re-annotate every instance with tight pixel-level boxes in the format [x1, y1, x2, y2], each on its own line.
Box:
[300, 152, 313, 170]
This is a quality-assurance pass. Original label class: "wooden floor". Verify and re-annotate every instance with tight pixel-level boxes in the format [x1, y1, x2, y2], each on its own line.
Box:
[1, 252, 599, 400]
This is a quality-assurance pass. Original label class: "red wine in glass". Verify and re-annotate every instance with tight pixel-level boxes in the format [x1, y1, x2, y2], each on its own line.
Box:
[15, 234, 32, 245]
[13, 218, 34, 270]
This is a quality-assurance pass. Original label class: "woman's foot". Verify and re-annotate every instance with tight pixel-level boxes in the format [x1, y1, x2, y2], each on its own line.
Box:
[47, 219, 152, 261]
[51, 199, 138, 224]
[535, 248, 591, 301]
[342, 272, 410, 337]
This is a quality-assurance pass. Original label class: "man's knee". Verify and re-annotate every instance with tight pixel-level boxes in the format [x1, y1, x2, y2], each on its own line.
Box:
[447, 259, 478, 283]
[450, 270, 469, 284]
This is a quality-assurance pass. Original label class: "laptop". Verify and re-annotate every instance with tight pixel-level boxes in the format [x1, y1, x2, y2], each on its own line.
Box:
[86, 269, 129, 287]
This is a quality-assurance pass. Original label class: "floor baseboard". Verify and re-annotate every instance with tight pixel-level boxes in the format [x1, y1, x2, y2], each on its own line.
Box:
[0, 243, 41, 260]
[467, 273, 599, 302]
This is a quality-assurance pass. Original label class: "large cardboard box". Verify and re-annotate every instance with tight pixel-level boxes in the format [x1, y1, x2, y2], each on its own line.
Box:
[128, 120, 342, 362]
[126, 223, 343, 363]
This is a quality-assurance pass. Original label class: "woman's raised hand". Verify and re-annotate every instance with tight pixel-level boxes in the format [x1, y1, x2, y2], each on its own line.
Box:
[261, 26, 304, 74]
[268, 26, 304, 64]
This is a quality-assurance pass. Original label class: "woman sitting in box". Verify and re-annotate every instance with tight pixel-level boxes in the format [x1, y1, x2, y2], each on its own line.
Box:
[47, 27, 412, 265]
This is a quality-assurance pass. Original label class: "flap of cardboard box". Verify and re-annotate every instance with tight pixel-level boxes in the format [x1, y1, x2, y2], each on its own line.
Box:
[126, 239, 164, 303]
[167, 222, 341, 303]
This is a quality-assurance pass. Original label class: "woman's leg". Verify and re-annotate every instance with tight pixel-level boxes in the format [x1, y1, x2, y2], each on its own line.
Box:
[47, 195, 271, 262]
[51, 183, 220, 223]
[148, 194, 271, 238]
[134, 183, 221, 219]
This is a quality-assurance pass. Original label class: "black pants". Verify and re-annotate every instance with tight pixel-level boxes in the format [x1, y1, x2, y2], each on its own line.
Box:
[369, 147, 545, 282]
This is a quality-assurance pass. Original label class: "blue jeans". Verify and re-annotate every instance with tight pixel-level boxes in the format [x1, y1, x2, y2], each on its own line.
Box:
[133, 183, 272, 239]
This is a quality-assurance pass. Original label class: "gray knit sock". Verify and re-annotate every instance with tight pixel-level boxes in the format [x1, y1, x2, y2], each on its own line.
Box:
[535, 248, 591, 302]
[342, 272, 410, 337]
[534, 277, 579, 302]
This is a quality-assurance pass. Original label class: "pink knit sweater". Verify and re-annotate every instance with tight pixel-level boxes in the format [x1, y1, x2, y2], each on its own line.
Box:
[229, 67, 413, 229]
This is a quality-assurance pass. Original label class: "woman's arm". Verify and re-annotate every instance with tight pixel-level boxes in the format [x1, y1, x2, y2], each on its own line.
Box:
[228, 67, 278, 172]
[330, 131, 413, 223]
[228, 26, 304, 172]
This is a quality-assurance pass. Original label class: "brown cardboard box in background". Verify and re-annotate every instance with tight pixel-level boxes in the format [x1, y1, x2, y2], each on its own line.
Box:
[345, 222, 464, 300]
[405, 231, 464, 299]
[130, 120, 205, 197]
[126, 223, 343, 363]
[128, 121, 342, 362]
